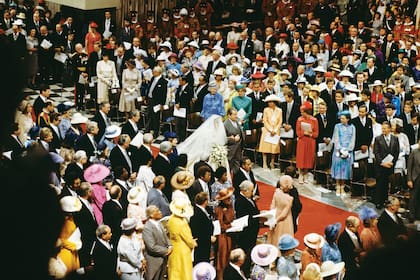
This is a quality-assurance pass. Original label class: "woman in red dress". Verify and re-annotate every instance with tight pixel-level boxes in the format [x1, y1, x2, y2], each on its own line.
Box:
[84, 22, 101, 57]
[296, 101, 319, 184]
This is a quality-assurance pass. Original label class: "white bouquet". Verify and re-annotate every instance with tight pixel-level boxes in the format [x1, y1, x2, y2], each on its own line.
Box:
[208, 144, 228, 170]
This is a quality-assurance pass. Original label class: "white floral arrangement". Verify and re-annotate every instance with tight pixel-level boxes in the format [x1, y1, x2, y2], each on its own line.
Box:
[208, 144, 228, 169]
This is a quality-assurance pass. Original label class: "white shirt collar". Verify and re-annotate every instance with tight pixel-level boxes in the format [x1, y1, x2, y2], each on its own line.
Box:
[385, 209, 397, 222]
[159, 152, 170, 162]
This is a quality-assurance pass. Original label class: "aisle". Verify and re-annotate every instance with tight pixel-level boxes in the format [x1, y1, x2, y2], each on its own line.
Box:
[256, 181, 356, 250]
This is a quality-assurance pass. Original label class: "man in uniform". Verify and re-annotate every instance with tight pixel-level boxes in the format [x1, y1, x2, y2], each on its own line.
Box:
[144, 10, 158, 40]
[158, 8, 173, 39]
[72, 43, 89, 110]
[197, 1, 212, 37]
[174, 8, 191, 41]
[188, 7, 200, 37]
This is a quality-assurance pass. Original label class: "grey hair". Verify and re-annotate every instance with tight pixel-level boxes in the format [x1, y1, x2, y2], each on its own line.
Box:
[230, 248, 245, 263]
[74, 150, 87, 162]
[77, 182, 92, 197]
[279, 175, 293, 189]
[143, 133, 154, 144]
[160, 141, 172, 153]
[239, 180, 254, 192]
[86, 121, 98, 133]
[96, 224, 111, 238]
[145, 205, 159, 218]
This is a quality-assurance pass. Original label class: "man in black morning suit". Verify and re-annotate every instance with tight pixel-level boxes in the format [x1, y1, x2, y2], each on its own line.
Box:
[102, 185, 125, 246]
[189, 192, 214, 265]
[121, 110, 140, 139]
[377, 197, 408, 246]
[247, 83, 267, 129]
[373, 121, 399, 209]
[175, 75, 193, 142]
[338, 216, 362, 280]
[280, 90, 301, 137]
[146, 66, 168, 138]
[232, 157, 259, 198]
[235, 180, 260, 278]
[205, 49, 226, 81]
[91, 101, 111, 143]
[91, 225, 119, 280]
[109, 134, 134, 175]
[352, 105, 373, 151]
[152, 141, 175, 201]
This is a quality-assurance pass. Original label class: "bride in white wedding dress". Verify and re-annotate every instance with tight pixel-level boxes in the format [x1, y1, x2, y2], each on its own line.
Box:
[177, 114, 228, 174]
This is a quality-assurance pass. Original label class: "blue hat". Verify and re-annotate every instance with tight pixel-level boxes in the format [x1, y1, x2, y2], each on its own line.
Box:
[358, 206, 378, 223]
[325, 223, 341, 241]
[57, 102, 74, 113]
[29, 126, 40, 140]
[304, 56, 316, 64]
[318, 39, 325, 44]
[266, 67, 277, 74]
[240, 77, 250, 84]
[164, 131, 177, 140]
[337, 110, 351, 118]
[278, 234, 299, 250]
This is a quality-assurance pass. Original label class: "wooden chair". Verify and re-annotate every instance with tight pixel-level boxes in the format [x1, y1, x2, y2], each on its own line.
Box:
[243, 129, 260, 163]
[312, 150, 333, 189]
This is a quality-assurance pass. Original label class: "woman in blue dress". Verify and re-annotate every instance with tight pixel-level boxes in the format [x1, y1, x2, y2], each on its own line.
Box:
[331, 110, 355, 196]
[231, 84, 252, 129]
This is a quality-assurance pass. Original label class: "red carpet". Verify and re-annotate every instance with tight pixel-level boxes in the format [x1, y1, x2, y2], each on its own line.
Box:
[256, 181, 356, 250]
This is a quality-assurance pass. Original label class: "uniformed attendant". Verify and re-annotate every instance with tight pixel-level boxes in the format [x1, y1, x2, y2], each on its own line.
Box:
[72, 43, 89, 110]
[188, 7, 200, 37]
[159, 8, 173, 39]
[197, 1, 212, 36]
[174, 8, 191, 40]
[144, 10, 158, 40]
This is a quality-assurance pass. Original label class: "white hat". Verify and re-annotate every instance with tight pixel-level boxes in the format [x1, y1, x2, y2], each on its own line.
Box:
[338, 70, 354, 78]
[60, 196, 82, 213]
[303, 233, 325, 249]
[243, 58, 251, 65]
[345, 93, 360, 102]
[313, 66, 326, 73]
[193, 262, 216, 280]
[279, 69, 292, 79]
[214, 68, 225, 76]
[160, 41, 172, 50]
[295, 77, 308, 85]
[70, 112, 88, 124]
[169, 197, 193, 218]
[345, 84, 360, 94]
[187, 41, 199, 49]
[369, 80, 384, 88]
[320, 261, 345, 278]
[127, 187, 146, 204]
[264, 94, 282, 102]
[169, 68, 180, 77]
[13, 19, 24, 26]
[156, 53, 168, 61]
[251, 244, 279, 266]
[310, 85, 321, 93]
[104, 125, 121, 139]
[179, 8, 188, 16]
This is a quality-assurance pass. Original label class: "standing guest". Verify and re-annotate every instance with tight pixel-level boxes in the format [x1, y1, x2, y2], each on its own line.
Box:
[277, 234, 300, 280]
[210, 167, 234, 206]
[117, 217, 145, 280]
[214, 187, 236, 280]
[337, 216, 362, 279]
[119, 59, 141, 120]
[65, 113, 87, 149]
[174, 75, 193, 142]
[223, 248, 248, 280]
[121, 110, 140, 139]
[259, 94, 282, 169]
[91, 224, 119, 280]
[127, 186, 147, 230]
[373, 121, 399, 209]
[146, 66, 167, 138]
[33, 83, 51, 119]
[283, 166, 303, 234]
[300, 233, 325, 275]
[232, 157, 259, 198]
[109, 134, 134, 175]
[16, 100, 35, 144]
[266, 175, 294, 246]
[189, 192, 215, 264]
[296, 101, 319, 184]
[85, 22, 101, 56]
[75, 120, 100, 159]
[331, 111, 356, 196]
[235, 180, 260, 277]
[321, 222, 342, 263]
[26, 28, 39, 88]
[72, 43, 89, 111]
[102, 185, 125, 246]
[92, 101, 112, 143]
[152, 141, 175, 200]
[97, 51, 119, 105]
[146, 175, 171, 217]
[224, 108, 243, 173]
[249, 243, 279, 280]
[171, 171, 195, 208]
[143, 205, 172, 280]
[167, 197, 197, 280]
[407, 143, 420, 221]
[135, 133, 154, 167]
[61, 172, 82, 199]
[377, 197, 408, 247]
[64, 150, 87, 183]
[136, 154, 155, 193]
[358, 206, 382, 255]
[84, 163, 111, 225]
[4, 123, 25, 156]
[232, 84, 252, 130]
[201, 82, 225, 120]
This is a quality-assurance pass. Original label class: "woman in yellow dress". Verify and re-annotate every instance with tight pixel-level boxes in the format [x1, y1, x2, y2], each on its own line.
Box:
[258, 94, 283, 169]
[167, 197, 197, 280]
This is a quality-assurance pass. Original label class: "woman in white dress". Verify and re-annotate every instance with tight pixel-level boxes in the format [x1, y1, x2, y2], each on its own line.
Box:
[391, 118, 410, 175]
[16, 100, 35, 144]
[26, 28, 39, 88]
[119, 59, 141, 119]
[136, 155, 155, 193]
[96, 51, 118, 104]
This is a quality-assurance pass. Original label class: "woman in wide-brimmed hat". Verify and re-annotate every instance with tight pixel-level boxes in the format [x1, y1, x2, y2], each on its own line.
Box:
[250, 243, 279, 280]
[167, 197, 196, 280]
[170, 170, 195, 204]
[213, 187, 235, 280]
[300, 233, 325, 275]
[84, 163, 110, 224]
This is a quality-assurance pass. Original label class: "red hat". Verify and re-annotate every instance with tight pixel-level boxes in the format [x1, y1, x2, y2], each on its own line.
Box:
[300, 101, 313, 112]
[324, 71, 334, 78]
[226, 42, 239, 50]
[255, 56, 266, 62]
[251, 72, 266, 79]
[169, 53, 178, 59]
[90, 22, 98, 28]
[279, 33, 288, 39]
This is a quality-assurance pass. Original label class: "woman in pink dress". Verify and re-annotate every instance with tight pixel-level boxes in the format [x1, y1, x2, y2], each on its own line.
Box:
[84, 22, 101, 56]
[296, 101, 319, 184]
[83, 163, 110, 225]
[266, 175, 294, 246]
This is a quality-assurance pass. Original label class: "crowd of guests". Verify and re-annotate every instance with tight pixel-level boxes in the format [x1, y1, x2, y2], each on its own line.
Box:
[1, 0, 420, 279]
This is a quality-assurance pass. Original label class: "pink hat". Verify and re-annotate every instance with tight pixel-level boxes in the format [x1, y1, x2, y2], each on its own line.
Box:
[251, 244, 279, 266]
[83, 163, 110, 183]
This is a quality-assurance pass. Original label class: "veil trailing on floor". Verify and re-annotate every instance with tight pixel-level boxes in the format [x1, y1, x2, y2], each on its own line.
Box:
[177, 114, 229, 175]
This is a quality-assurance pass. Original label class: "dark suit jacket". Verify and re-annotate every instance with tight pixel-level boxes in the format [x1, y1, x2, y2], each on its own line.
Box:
[91, 238, 118, 280]
[237, 39, 254, 59]
[358, 101, 376, 115]
[406, 124, 420, 146]
[373, 134, 399, 170]
[192, 84, 208, 113]
[175, 85, 193, 113]
[381, 41, 399, 63]
[377, 210, 407, 246]
[7, 33, 26, 59]
[33, 96, 46, 118]
[364, 67, 383, 83]
[64, 162, 84, 181]
[119, 27, 135, 44]
[74, 201, 98, 266]
[120, 121, 139, 139]
[189, 205, 214, 264]
[223, 263, 245, 280]
[247, 91, 267, 129]
[232, 169, 259, 197]
[134, 144, 154, 168]
[48, 125, 62, 151]
[337, 229, 362, 274]
[76, 134, 98, 159]
[235, 194, 260, 253]
[88, 50, 102, 77]
[91, 112, 109, 143]
[315, 113, 334, 145]
[102, 199, 124, 245]
[98, 19, 117, 37]
[113, 180, 130, 215]
[4, 135, 25, 155]
[148, 76, 168, 106]
[152, 154, 175, 201]
[352, 117, 373, 150]
[109, 146, 133, 174]
[320, 89, 334, 108]
[328, 102, 349, 124]
[280, 101, 300, 135]
[205, 60, 227, 80]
